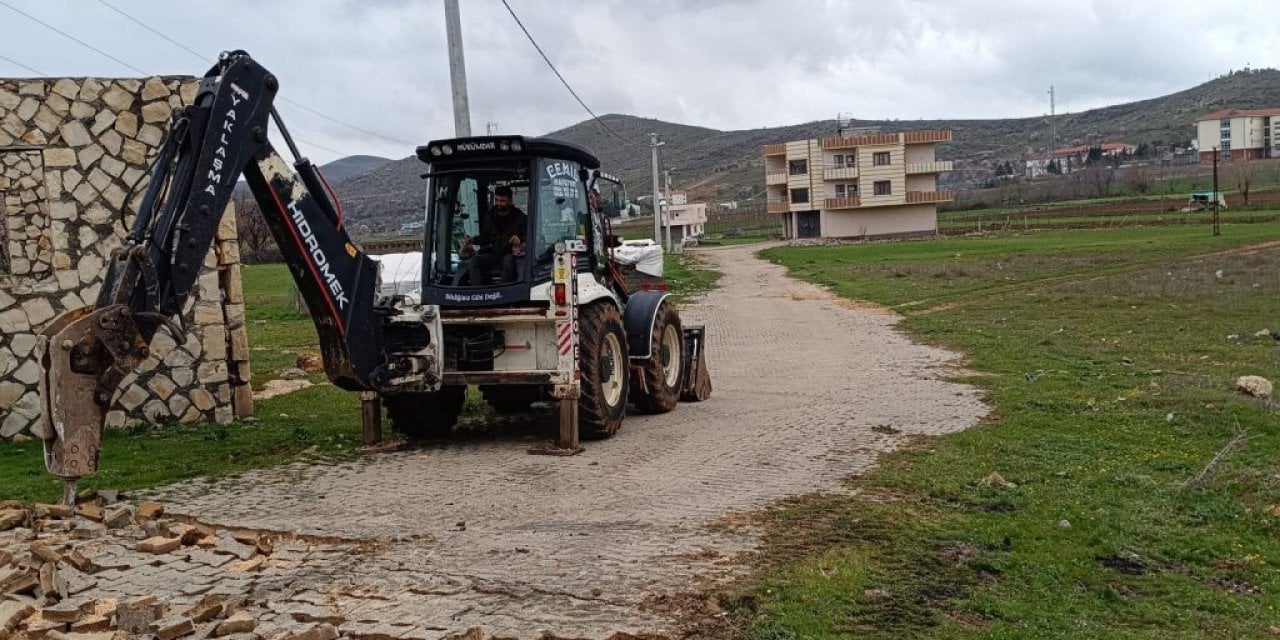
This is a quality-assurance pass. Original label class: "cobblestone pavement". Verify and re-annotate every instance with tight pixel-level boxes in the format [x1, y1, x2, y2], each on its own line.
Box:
[2, 244, 989, 639]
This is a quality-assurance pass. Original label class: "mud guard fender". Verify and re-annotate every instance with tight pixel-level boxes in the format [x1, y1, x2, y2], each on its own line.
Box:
[623, 290, 670, 360]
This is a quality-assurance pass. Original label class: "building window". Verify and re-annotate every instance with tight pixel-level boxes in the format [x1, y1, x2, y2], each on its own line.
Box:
[833, 154, 844, 168]
[1220, 118, 1231, 128]
[873, 180, 892, 196]
[790, 188, 809, 204]
[788, 159, 808, 175]
[873, 151, 891, 166]
[834, 184, 845, 198]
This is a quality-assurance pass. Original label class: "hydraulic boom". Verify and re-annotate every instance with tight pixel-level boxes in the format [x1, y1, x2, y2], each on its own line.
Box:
[36, 51, 393, 502]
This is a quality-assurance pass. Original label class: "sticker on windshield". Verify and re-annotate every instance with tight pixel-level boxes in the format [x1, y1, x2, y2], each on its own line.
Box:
[544, 161, 580, 200]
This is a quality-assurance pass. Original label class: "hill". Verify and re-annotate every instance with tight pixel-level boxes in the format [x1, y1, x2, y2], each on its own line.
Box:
[331, 69, 1280, 232]
[318, 154, 392, 183]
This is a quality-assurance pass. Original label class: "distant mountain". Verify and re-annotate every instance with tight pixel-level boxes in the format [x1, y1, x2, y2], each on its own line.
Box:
[235, 154, 392, 198]
[329, 69, 1280, 232]
[318, 154, 393, 183]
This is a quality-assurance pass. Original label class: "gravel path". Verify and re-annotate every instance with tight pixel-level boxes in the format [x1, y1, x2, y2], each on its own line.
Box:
[151, 243, 989, 638]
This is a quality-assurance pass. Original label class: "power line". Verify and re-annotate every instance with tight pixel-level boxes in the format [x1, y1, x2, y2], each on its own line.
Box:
[0, 0, 147, 75]
[4, 1, 349, 160]
[94, 0, 206, 62]
[94, 0, 415, 147]
[498, 0, 646, 149]
[0, 53, 45, 76]
[291, 136, 344, 156]
[275, 97, 416, 146]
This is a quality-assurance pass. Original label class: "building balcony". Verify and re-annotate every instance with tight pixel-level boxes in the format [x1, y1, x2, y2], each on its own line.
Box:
[903, 130, 952, 144]
[824, 197, 861, 210]
[765, 171, 788, 185]
[821, 132, 899, 149]
[766, 200, 790, 214]
[905, 160, 953, 174]
[762, 143, 786, 156]
[905, 190, 955, 204]
[823, 167, 859, 180]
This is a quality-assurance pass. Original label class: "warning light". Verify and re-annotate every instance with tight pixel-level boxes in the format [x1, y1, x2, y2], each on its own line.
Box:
[554, 283, 567, 306]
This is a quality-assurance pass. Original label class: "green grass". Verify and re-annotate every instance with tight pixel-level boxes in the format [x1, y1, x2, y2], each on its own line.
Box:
[665, 253, 722, 303]
[739, 224, 1280, 638]
[1, 256, 721, 502]
[0, 262, 362, 502]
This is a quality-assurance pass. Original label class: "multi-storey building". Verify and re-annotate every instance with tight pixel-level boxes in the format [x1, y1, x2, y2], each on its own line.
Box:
[763, 130, 952, 239]
[1196, 108, 1280, 163]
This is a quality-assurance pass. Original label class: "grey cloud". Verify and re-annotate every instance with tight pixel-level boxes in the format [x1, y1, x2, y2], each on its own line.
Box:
[1, 0, 1276, 164]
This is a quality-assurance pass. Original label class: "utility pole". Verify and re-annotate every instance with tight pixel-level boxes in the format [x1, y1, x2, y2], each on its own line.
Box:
[663, 169, 673, 252]
[485, 121, 498, 136]
[650, 133, 665, 245]
[1048, 85, 1057, 168]
[1212, 146, 1221, 236]
[443, 0, 471, 137]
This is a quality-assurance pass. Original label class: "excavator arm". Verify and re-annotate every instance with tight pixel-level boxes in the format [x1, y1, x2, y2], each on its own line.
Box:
[37, 51, 389, 502]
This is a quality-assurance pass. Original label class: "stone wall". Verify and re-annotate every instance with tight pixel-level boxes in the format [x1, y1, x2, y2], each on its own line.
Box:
[0, 76, 252, 441]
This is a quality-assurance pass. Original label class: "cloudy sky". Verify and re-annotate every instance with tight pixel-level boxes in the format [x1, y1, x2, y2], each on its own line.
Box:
[3, 0, 1278, 165]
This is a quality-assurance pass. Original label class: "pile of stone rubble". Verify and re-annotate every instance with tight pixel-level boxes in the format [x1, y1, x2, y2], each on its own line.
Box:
[0, 497, 657, 640]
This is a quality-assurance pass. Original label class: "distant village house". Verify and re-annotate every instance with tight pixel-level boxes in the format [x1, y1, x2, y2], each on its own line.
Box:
[663, 192, 706, 244]
[1195, 108, 1280, 163]
[1024, 142, 1137, 178]
[762, 130, 953, 239]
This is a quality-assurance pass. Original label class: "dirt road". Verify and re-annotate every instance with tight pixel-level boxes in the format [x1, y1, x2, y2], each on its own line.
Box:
[127, 245, 990, 637]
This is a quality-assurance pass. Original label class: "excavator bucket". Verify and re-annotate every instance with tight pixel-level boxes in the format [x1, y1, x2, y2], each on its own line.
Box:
[680, 325, 712, 402]
[37, 302, 164, 504]
[36, 306, 135, 504]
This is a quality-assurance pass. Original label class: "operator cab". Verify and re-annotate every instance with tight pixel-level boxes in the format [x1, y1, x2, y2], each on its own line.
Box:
[417, 136, 604, 307]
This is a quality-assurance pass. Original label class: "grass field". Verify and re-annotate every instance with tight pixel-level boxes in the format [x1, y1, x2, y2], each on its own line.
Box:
[0, 254, 717, 502]
[739, 224, 1280, 638]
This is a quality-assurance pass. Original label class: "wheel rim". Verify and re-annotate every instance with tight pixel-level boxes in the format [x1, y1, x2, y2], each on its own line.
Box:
[601, 332, 625, 407]
[660, 324, 682, 388]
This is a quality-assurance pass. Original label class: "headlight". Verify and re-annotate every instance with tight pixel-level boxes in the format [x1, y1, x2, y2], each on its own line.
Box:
[510, 140, 523, 152]
[430, 146, 442, 157]
[500, 141, 510, 151]
[442, 144, 453, 155]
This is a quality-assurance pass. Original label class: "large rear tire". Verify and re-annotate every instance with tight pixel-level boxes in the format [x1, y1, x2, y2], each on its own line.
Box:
[480, 385, 543, 414]
[385, 385, 466, 439]
[579, 303, 629, 439]
[631, 301, 683, 414]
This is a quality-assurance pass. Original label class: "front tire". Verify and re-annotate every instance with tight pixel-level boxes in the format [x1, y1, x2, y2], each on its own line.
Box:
[632, 301, 683, 414]
[578, 303, 629, 439]
[385, 385, 466, 439]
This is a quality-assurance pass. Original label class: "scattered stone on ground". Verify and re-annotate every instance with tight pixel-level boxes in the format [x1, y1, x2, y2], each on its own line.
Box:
[251, 379, 313, 401]
[1236, 375, 1273, 399]
[2, 245, 989, 639]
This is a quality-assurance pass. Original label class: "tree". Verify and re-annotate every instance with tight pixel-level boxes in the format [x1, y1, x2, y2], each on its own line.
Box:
[1083, 165, 1115, 198]
[1046, 158, 1062, 175]
[1086, 146, 1103, 165]
[1125, 165, 1153, 195]
[1225, 155, 1257, 205]
[232, 189, 277, 262]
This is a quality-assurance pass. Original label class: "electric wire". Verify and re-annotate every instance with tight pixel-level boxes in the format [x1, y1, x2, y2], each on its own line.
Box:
[497, 0, 648, 150]
[94, 0, 417, 147]
[93, 0, 206, 61]
[0, 0, 147, 75]
[0, 53, 45, 76]
[5, 0, 353, 159]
